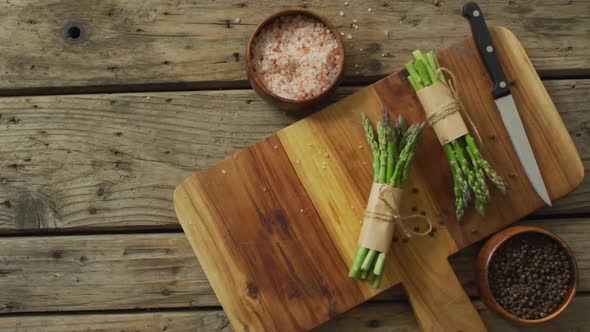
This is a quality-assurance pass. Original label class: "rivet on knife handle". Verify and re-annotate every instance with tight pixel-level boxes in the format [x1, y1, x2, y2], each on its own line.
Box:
[462, 2, 510, 99]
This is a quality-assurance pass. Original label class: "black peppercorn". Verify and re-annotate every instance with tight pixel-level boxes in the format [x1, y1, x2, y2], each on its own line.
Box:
[488, 233, 572, 320]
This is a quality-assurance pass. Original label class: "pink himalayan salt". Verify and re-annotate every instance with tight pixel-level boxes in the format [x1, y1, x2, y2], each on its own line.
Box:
[251, 15, 342, 101]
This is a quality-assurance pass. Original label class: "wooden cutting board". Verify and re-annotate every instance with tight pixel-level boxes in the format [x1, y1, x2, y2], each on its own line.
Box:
[174, 27, 583, 332]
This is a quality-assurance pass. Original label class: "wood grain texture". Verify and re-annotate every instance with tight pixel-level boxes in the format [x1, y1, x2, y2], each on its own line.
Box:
[0, 233, 217, 313]
[3, 294, 590, 332]
[175, 135, 366, 331]
[0, 310, 233, 332]
[174, 28, 583, 332]
[276, 88, 404, 295]
[0, 81, 588, 233]
[414, 27, 585, 248]
[0, 218, 588, 314]
[0, 0, 587, 94]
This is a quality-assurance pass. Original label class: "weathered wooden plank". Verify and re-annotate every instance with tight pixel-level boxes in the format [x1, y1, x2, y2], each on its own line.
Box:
[321, 295, 590, 332]
[0, 218, 587, 313]
[0, 80, 587, 232]
[0, 91, 297, 231]
[0, 310, 233, 332]
[0, 0, 587, 94]
[2, 294, 590, 332]
[0, 233, 218, 312]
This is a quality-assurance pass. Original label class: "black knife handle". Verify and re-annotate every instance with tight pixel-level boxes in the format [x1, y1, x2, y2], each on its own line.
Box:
[462, 2, 510, 99]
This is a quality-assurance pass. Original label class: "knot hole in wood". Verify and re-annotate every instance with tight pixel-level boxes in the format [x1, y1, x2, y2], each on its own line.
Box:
[62, 23, 85, 41]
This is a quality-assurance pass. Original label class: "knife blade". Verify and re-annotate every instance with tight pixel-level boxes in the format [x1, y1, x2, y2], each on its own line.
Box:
[462, 2, 551, 206]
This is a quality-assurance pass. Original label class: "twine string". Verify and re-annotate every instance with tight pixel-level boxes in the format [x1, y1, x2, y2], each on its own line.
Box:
[427, 67, 483, 146]
[363, 186, 433, 239]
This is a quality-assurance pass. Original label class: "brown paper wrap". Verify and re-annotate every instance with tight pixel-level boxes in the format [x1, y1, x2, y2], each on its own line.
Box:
[417, 82, 468, 145]
[358, 183, 403, 253]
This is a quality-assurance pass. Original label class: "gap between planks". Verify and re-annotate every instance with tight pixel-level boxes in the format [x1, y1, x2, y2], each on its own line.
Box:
[1, 294, 590, 332]
[0, 213, 588, 237]
[0, 73, 588, 98]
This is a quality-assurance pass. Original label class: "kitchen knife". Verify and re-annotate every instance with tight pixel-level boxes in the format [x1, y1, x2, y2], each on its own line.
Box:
[462, 2, 551, 206]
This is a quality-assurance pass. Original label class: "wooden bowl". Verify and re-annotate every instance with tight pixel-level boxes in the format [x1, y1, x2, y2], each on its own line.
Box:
[475, 225, 578, 325]
[245, 9, 345, 112]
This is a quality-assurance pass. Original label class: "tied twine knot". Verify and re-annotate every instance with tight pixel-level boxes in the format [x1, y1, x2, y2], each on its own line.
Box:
[426, 67, 483, 145]
[363, 185, 432, 240]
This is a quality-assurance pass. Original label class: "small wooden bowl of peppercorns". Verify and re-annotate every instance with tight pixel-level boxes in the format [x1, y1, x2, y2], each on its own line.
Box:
[475, 225, 578, 324]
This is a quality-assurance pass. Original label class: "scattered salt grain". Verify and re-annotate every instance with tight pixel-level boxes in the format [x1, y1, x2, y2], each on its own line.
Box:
[324, 152, 329, 158]
[354, 64, 359, 68]
[263, 186, 268, 192]
[385, 30, 390, 37]
[274, 145, 278, 150]
[346, 34, 352, 39]
[352, 19, 358, 23]
[359, 48, 363, 51]
[358, 145, 364, 149]
[221, 169, 226, 174]
[368, 8, 372, 12]
[344, 1, 349, 5]
[352, 23, 358, 29]
[146, 96, 150, 100]
[300, 208, 304, 213]
[234, 17, 241, 23]
[340, 31, 345, 36]
[361, 161, 367, 165]
[339, 11, 344, 16]
[382, 53, 386, 57]
[296, 159, 301, 164]
[251, 15, 342, 101]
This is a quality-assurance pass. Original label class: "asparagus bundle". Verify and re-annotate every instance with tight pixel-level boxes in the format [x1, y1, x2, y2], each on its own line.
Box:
[349, 107, 424, 289]
[406, 50, 507, 220]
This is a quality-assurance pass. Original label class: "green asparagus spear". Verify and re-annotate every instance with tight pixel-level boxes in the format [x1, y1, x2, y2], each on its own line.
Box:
[382, 107, 396, 182]
[413, 50, 437, 84]
[464, 139, 490, 204]
[373, 252, 386, 276]
[405, 62, 421, 84]
[464, 135, 507, 193]
[377, 121, 388, 184]
[354, 112, 425, 288]
[405, 49, 506, 219]
[349, 246, 369, 278]
[413, 56, 431, 86]
[362, 113, 380, 182]
[452, 140, 486, 208]
[400, 124, 424, 188]
[444, 144, 471, 206]
[408, 75, 424, 91]
[372, 273, 382, 289]
[361, 249, 378, 271]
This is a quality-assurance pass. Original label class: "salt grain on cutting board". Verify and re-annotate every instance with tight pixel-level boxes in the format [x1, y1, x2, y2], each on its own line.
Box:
[251, 15, 342, 101]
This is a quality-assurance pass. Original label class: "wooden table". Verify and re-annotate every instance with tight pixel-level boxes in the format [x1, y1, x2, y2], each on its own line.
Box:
[0, 1, 588, 331]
